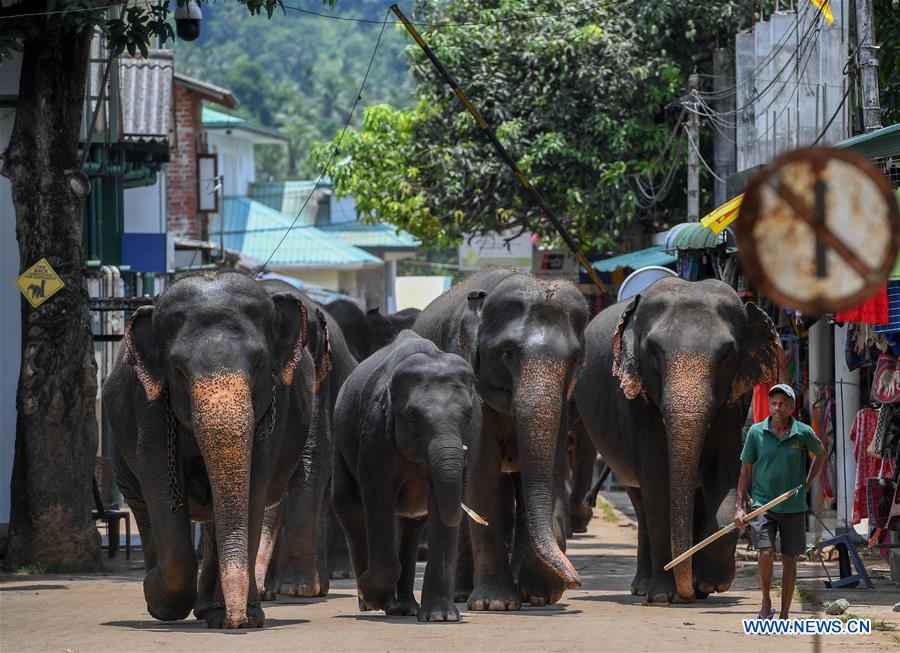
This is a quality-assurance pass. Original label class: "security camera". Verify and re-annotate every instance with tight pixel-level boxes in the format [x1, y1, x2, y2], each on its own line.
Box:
[174, 1, 202, 42]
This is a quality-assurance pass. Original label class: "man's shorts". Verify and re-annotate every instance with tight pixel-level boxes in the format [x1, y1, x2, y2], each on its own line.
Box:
[749, 510, 807, 556]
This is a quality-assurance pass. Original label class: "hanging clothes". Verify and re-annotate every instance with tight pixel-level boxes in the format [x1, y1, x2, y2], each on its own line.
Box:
[849, 407, 895, 523]
[752, 383, 773, 423]
[835, 284, 889, 325]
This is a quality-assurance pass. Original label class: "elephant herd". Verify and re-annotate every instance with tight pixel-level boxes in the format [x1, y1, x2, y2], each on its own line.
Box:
[103, 266, 780, 628]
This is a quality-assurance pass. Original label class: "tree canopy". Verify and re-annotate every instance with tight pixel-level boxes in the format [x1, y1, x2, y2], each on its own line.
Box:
[314, 0, 746, 252]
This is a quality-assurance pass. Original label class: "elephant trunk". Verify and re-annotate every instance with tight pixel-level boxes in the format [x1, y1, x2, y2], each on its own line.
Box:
[425, 437, 465, 528]
[663, 353, 715, 601]
[514, 367, 581, 589]
[191, 371, 255, 628]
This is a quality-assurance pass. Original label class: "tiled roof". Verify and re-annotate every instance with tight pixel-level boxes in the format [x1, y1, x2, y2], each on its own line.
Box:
[249, 180, 321, 221]
[201, 106, 287, 143]
[212, 197, 380, 269]
[118, 50, 173, 144]
[317, 221, 421, 250]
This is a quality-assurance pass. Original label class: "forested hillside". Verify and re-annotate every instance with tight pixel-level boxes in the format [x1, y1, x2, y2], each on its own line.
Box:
[174, 0, 414, 177]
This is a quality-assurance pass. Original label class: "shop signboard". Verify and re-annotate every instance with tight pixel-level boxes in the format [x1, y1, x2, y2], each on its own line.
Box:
[532, 248, 577, 277]
[736, 146, 900, 315]
[458, 229, 533, 271]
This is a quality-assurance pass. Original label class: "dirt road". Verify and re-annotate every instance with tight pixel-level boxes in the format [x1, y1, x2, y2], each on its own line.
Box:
[2, 495, 897, 652]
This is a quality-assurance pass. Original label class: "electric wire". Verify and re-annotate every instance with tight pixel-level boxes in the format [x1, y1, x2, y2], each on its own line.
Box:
[255, 9, 390, 274]
[683, 123, 725, 183]
[0, 2, 123, 20]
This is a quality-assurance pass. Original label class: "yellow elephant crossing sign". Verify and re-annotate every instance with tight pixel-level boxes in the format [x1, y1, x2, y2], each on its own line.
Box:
[16, 258, 64, 308]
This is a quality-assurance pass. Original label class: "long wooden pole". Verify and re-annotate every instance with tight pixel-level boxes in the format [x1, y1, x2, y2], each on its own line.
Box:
[663, 485, 802, 571]
[390, 4, 608, 295]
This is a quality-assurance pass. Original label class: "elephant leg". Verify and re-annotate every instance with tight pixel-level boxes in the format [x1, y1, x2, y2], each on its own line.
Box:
[453, 517, 474, 602]
[419, 495, 460, 622]
[194, 522, 219, 618]
[467, 434, 521, 612]
[357, 465, 400, 612]
[332, 451, 368, 584]
[327, 502, 353, 580]
[140, 482, 198, 621]
[277, 406, 331, 598]
[626, 487, 651, 596]
[517, 423, 571, 607]
[386, 517, 425, 617]
[568, 420, 597, 534]
[510, 473, 528, 581]
[255, 504, 282, 602]
[639, 461, 681, 604]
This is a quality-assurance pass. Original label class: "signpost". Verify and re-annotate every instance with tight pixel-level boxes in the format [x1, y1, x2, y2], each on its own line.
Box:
[736, 146, 900, 315]
[16, 258, 64, 309]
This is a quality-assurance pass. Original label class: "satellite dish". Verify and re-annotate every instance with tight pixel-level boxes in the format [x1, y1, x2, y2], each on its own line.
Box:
[617, 265, 678, 303]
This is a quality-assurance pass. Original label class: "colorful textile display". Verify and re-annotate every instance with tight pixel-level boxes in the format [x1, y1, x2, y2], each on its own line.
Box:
[871, 353, 900, 403]
[850, 408, 895, 523]
[835, 284, 889, 325]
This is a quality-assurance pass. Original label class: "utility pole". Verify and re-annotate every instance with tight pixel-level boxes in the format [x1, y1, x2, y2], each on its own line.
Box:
[855, 0, 882, 132]
[687, 73, 700, 221]
[712, 49, 736, 206]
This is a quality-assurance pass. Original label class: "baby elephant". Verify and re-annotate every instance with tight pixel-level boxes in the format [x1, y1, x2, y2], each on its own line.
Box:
[333, 330, 482, 622]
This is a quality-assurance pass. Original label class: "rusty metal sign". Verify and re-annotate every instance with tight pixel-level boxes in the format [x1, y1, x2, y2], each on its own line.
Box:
[736, 146, 900, 315]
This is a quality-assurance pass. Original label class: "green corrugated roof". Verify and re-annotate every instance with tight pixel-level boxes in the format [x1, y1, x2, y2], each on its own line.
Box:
[836, 123, 900, 159]
[212, 197, 380, 268]
[671, 223, 731, 250]
[201, 106, 286, 141]
[591, 246, 677, 272]
[317, 222, 420, 250]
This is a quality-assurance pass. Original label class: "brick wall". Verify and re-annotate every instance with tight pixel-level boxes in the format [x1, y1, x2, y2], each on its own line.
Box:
[167, 84, 203, 239]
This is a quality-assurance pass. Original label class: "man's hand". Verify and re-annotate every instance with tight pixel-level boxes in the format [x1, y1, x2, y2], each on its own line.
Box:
[734, 505, 747, 527]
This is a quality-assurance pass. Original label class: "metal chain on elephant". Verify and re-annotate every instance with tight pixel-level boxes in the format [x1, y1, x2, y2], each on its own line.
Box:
[254, 373, 277, 442]
[164, 386, 185, 514]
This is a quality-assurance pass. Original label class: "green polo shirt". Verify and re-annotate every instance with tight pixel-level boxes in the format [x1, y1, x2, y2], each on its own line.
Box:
[740, 417, 824, 513]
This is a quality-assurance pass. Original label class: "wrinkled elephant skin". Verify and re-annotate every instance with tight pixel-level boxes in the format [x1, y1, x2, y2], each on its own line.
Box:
[574, 278, 781, 604]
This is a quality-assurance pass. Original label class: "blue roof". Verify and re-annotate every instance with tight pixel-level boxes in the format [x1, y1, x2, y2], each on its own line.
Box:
[212, 197, 381, 269]
[591, 246, 677, 272]
[317, 222, 420, 250]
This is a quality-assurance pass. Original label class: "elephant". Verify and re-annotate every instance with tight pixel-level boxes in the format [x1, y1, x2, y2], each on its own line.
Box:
[326, 299, 422, 362]
[413, 267, 589, 610]
[366, 306, 421, 352]
[573, 277, 781, 604]
[333, 330, 482, 622]
[104, 271, 316, 628]
[566, 414, 598, 535]
[260, 280, 357, 599]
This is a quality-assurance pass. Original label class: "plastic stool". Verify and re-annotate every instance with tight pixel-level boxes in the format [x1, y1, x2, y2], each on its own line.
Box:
[816, 534, 874, 589]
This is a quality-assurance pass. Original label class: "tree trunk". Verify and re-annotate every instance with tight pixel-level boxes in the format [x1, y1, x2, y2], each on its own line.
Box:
[1, 26, 100, 570]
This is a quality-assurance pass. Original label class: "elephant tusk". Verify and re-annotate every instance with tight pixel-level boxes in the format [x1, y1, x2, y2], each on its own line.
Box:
[462, 445, 468, 451]
[461, 502, 489, 526]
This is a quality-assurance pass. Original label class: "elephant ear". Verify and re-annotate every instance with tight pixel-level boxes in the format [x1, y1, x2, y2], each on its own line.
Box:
[611, 295, 645, 400]
[729, 302, 783, 404]
[124, 305, 164, 401]
[312, 308, 333, 392]
[457, 289, 487, 368]
[271, 292, 310, 386]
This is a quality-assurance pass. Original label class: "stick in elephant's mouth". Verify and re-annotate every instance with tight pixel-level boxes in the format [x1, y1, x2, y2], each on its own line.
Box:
[461, 503, 489, 526]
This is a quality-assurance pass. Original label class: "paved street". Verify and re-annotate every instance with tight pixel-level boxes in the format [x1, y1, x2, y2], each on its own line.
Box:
[2, 494, 898, 652]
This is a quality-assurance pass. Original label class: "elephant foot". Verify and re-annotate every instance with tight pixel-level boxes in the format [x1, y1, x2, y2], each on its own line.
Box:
[644, 577, 692, 605]
[517, 555, 568, 607]
[630, 573, 651, 597]
[357, 568, 400, 612]
[569, 505, 593, 534]
[259, 588, 277, 602]
[202, 603, 265, 629]
[386, 596, 420, 617]
[329, 566, 353, 580]
[418, 598, 460, 622]
[467, 582, 522, 611]
[277, 578, 320, 598]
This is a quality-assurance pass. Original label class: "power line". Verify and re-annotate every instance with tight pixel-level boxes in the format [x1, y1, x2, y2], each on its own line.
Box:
[256, 9, 390, 274]
[0, 3, 123, 20]
[683, 123, 724, 183]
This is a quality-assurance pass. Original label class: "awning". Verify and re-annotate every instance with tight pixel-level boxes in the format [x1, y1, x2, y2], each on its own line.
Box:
[668, 223, 736, 252]
[591, 246, 677, 272]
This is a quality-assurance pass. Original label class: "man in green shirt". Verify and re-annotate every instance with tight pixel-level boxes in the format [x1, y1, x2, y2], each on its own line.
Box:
[734, 384, 824, 620]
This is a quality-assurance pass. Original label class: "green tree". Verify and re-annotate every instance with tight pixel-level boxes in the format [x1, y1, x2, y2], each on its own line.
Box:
[317, 0, 744, 253]
[0, 0, 303, 571]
